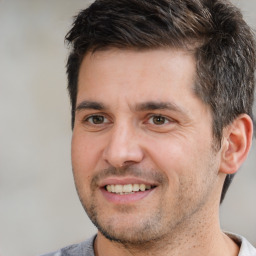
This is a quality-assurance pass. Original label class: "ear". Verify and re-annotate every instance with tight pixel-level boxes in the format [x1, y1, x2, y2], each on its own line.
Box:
[219, 114, 253, 174]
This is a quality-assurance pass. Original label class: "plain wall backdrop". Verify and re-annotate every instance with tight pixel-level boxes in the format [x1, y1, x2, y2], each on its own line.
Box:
[0, 1, 255, 255]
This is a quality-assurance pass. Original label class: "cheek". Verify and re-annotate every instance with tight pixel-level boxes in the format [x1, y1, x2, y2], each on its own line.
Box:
[145, 134, 213, 188]
[146, 136, 192, 172]
[71, 132, 103, 178]
[144, 138, 189, 197]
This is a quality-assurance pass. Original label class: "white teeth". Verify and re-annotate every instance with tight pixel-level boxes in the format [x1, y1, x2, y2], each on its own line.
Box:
[123, 184, 133, 193]
[140, 184, 146, 191]
[115, 185, 122, 193]
[133, 184, 140, 191]
[105, 184, 153, 194]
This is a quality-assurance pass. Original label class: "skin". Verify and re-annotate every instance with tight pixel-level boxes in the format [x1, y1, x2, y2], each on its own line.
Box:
[71, 48, 252, 256]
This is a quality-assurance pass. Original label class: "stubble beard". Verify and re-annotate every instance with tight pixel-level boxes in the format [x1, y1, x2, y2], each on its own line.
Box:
[74, 158, 219, 249]
[78, 186, 202, 250]
[74, 166, 173, 247]
[86, 197, 166, 246]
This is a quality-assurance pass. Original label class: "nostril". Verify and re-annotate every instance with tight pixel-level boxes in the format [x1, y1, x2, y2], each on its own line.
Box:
[121, 160, 137, 167]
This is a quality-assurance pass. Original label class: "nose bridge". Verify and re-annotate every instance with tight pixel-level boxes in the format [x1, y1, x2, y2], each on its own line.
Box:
[103, 119, 143, 167]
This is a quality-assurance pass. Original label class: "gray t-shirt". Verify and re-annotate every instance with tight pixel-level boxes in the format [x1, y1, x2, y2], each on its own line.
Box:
[41, 236, 96, 256]
[41, 233, 256, 256]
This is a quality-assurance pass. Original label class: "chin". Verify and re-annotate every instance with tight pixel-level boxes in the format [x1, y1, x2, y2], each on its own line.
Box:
[96, 220, 163, 245]
[87, 205, 166, 245]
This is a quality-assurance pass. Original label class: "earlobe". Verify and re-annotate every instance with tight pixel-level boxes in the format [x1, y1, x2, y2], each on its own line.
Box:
[219, 114, 253, 174]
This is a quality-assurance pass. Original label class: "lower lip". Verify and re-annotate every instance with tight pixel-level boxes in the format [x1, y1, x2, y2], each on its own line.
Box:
[100, 188, 155, 204]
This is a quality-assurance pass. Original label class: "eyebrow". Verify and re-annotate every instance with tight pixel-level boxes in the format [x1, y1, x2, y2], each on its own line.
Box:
[76, 100, 188, 116]
[76, 101, 106, 111]
[135, 101, 187, 115]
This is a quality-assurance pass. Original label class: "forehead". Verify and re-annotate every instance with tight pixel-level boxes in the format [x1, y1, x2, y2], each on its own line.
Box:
[77, 48, 197, 101]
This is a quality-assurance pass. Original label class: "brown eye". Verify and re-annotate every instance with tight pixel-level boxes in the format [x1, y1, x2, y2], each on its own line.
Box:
[86, 115, 106, 124]
[151, 115, 167, 125]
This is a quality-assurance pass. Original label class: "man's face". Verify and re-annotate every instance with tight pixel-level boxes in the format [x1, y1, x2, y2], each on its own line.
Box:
[72, 48, 222, 243]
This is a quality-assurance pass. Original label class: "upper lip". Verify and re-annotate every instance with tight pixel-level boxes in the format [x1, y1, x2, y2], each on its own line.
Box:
[99, 176, 159, 188]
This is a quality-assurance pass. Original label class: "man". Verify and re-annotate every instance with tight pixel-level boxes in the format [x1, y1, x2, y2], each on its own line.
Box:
[42, 0, 256, 255]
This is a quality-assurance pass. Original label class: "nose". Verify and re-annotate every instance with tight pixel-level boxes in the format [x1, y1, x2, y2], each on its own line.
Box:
[103, 123, 144, 168]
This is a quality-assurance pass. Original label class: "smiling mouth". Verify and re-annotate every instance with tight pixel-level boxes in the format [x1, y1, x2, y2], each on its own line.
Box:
[105, 184, 155, 195]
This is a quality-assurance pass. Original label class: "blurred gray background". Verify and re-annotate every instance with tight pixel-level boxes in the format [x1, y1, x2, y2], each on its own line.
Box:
[0, 0, 255, 255]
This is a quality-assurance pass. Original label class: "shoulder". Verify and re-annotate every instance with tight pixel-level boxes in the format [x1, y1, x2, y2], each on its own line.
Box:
[226, 232, 256, 256]
[40, 235, 96, 256]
